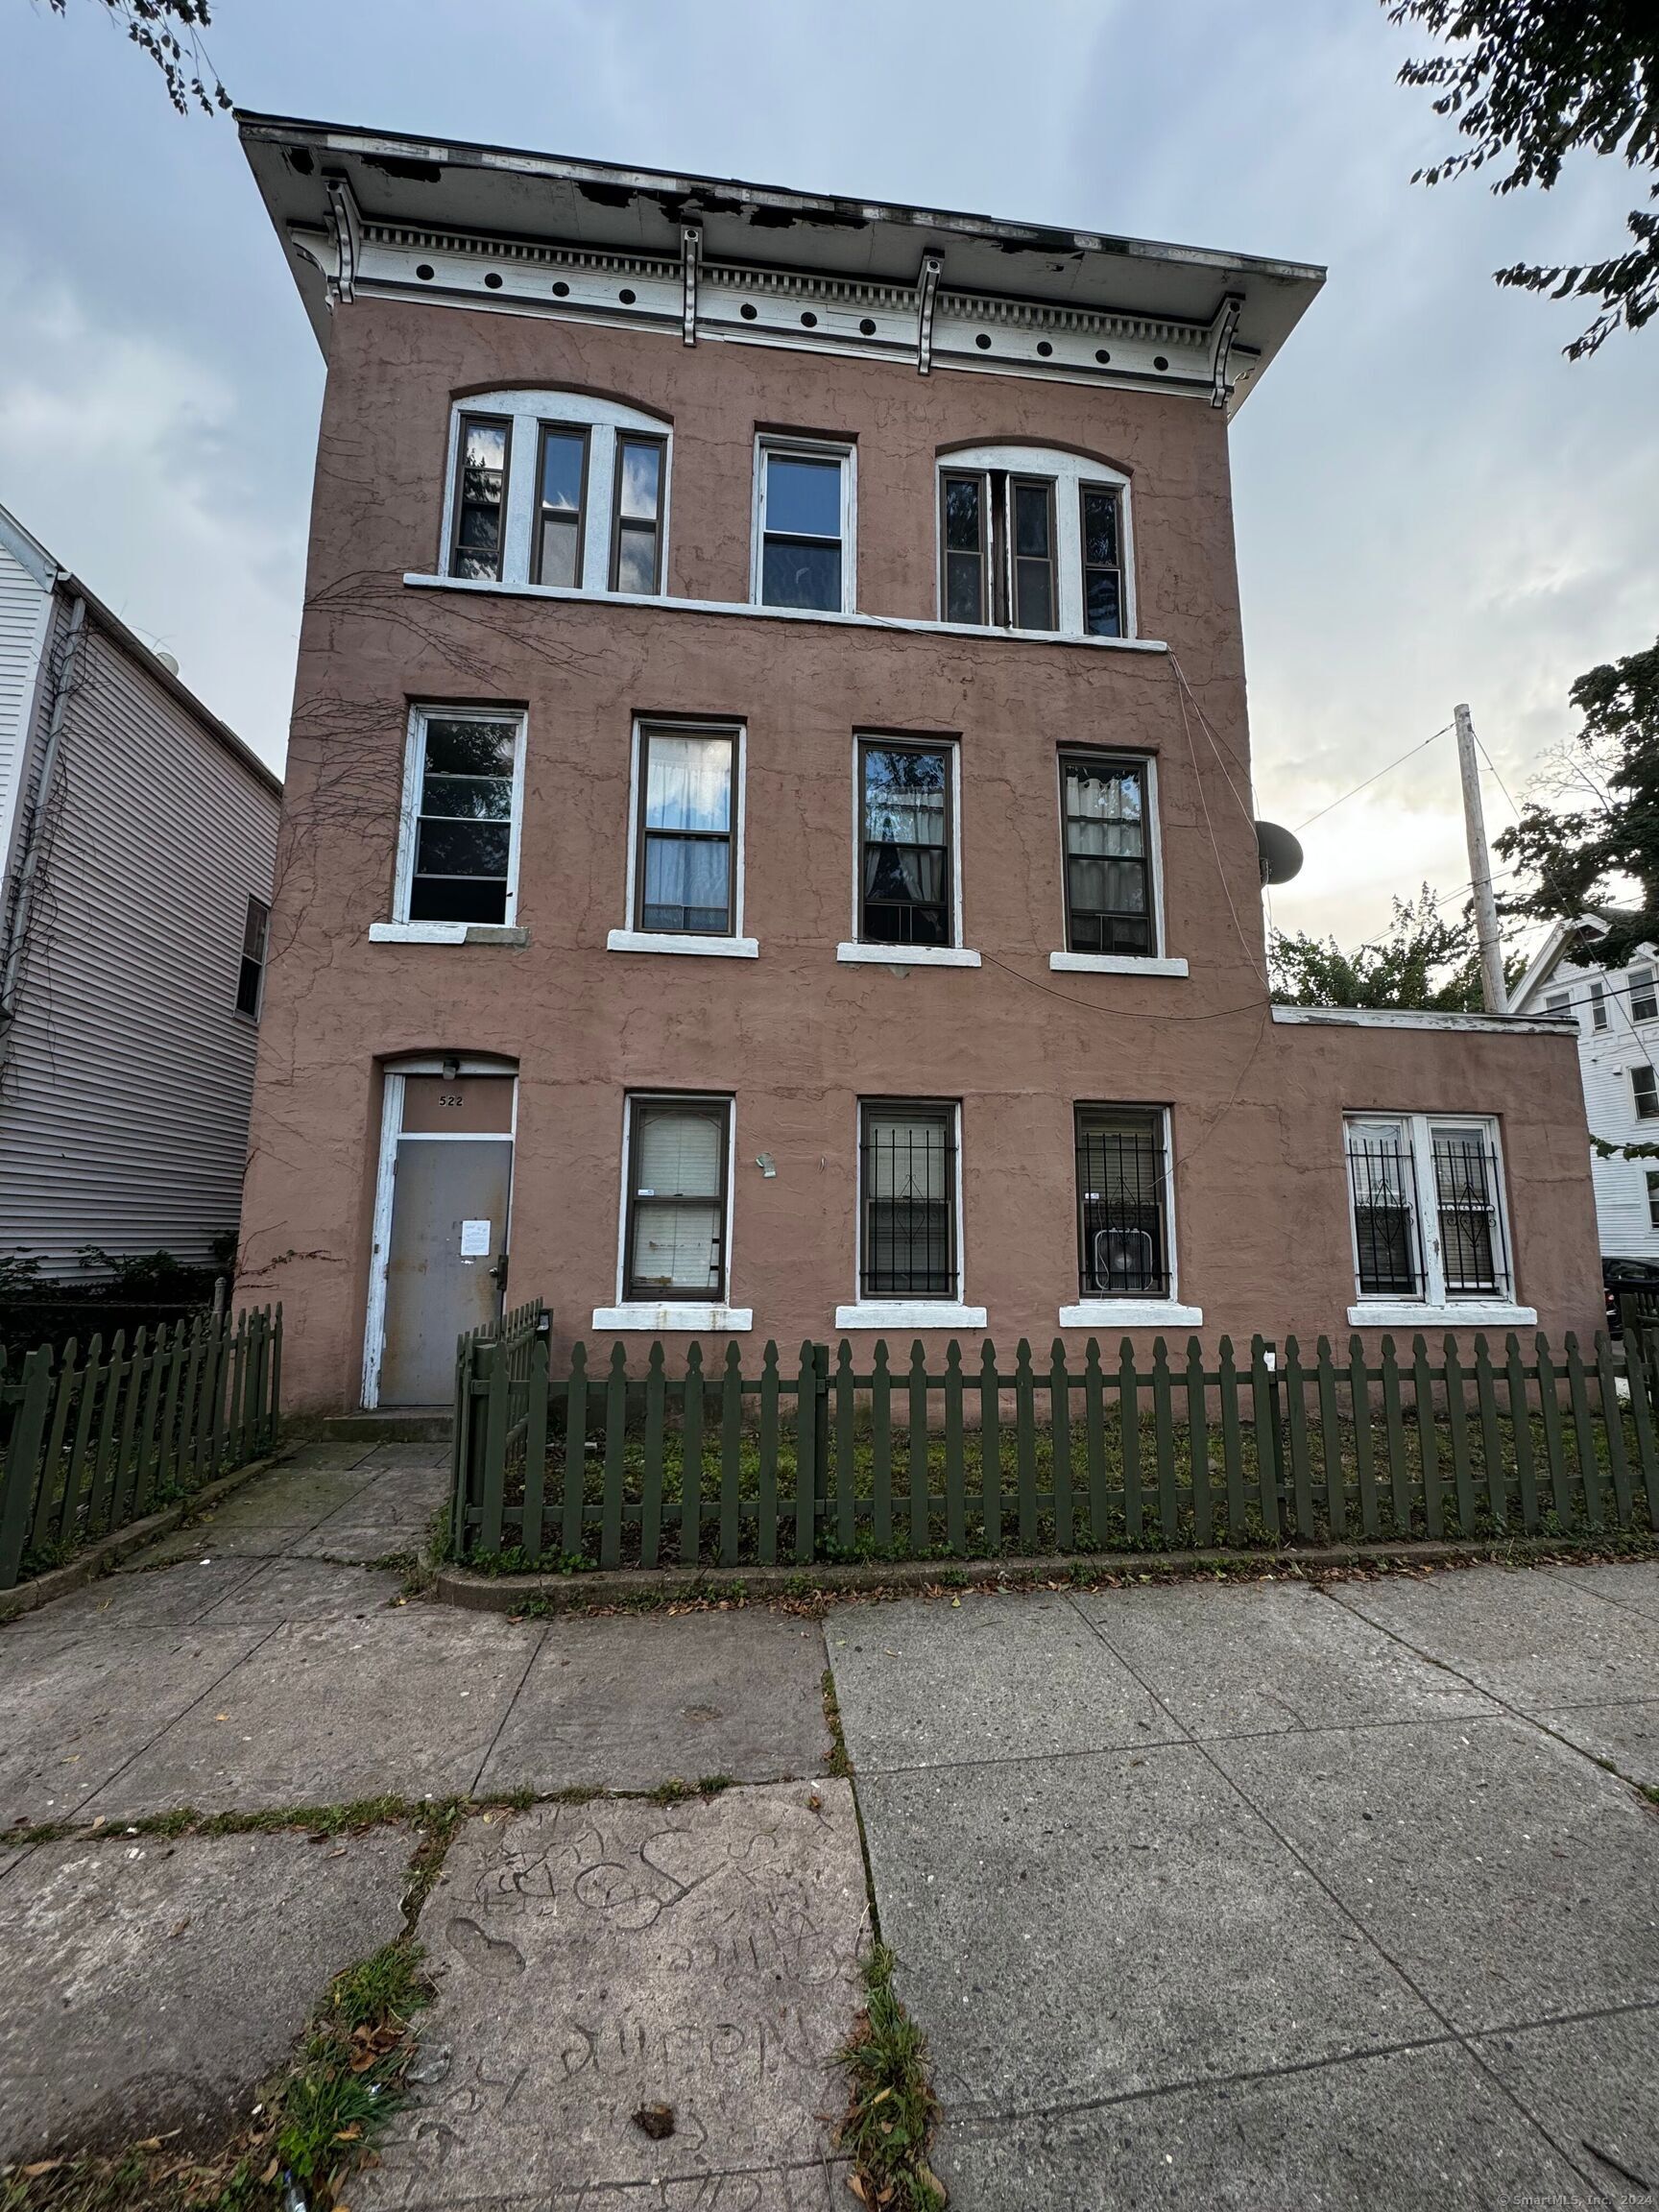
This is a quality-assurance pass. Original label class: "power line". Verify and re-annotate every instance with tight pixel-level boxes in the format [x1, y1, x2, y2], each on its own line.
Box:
[1292, 725, 1453, 834]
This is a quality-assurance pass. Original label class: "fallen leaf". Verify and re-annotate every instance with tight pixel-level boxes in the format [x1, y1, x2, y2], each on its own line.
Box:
[261, 2155, 280, 2183]
[21, 2161, 63, 2178]
[846, 2176, 868, 2204]
[869, 2086, 892, 2106]
[334, 2124, 363, 2142]
[632, 2101, 674, 2140]
[213, 1713, 229, 1723]
[170, 1917, 190, 1938]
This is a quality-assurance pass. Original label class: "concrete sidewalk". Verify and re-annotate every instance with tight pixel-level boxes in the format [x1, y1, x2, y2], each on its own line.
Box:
[829, 1566, 1659, 2209]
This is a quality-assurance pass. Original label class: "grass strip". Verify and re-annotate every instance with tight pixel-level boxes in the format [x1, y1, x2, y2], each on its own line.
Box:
[836, 1943, 946, 2210]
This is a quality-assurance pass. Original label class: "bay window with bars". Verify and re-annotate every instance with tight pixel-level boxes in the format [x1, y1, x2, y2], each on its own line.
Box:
[1344, 1114, 1516, 1310]
[448, 414, 510, 580]
[634, 725, 736, 936]
[1061, 753, 1154, 955]
[624, 1097, 731, 1303]
[858, 739, 953, 948]
[1074, 1107, 1169, 1297]
[859, 1103, 956, 1300]
[398, 709, 523, 926]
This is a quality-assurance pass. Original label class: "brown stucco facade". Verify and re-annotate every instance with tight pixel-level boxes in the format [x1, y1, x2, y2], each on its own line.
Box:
[236, 133, 1601, 1410]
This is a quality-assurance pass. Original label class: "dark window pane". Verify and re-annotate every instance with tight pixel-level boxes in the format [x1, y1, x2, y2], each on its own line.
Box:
[415, 819, 511, 878]
[642, 835, 731, 933]
[1347, 1130, 1421, 1295]
[539, 429, 585, 514]
[1014, 482, 1051, 557]
[944, 477, 981, 551]
[1016, 559, 1054, 629]
[866, 844, 947, 907]
[408, 874, 509, 924]
[420, 775, 512, 822]
[457, 506, 500, 551]
[235, 955, 262, 1020]
[539, 514, 580, 588]
[1075, 1111, 1167, 1297]
[614, 522, 659, 594]
[1086, 568, 1122, 637]
[946, 550, 983, 624]
[765, 454, 841, 537]
[452, 419, 506, 580]
[424, 720, 516, 778]
[617, 439, 661, 520]
[861, 1109, 953, 1296]
[762, 537, 841, 610]
[864, 746, 946, 833]
[1082, 489, 1119, 566]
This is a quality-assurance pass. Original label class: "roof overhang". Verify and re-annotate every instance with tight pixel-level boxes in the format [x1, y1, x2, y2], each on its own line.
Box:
[237, 112, 1324, 415]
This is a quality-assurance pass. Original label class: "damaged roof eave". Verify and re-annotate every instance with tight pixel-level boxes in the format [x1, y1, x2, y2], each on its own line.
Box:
[237, 110, 1326, 392]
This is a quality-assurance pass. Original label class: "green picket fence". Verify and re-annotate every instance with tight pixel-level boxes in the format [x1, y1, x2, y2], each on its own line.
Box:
[451, 1307, 1659, 1572]
[0, 1305, 282, 1589]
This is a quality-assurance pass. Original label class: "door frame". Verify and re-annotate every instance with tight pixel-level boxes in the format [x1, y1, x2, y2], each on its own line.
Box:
[362, 1055, 518, 1410]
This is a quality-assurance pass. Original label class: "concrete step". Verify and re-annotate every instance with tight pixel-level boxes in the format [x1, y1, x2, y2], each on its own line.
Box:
[322, 1408, 453, 1444]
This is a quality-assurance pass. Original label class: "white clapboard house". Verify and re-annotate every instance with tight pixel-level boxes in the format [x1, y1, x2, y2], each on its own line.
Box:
[1511, 916, 1659, 1262]
[0, 499, 281, 1276]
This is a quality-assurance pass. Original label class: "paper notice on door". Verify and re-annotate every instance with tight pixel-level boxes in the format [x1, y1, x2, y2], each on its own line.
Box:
[460, 1218, 493, 1258]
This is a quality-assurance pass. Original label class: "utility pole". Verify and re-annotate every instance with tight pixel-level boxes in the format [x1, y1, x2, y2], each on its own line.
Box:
[1455, 702, 1507, 1016]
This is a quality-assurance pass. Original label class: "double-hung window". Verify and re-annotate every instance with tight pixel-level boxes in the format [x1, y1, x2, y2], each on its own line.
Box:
[1647, 1169, 1659, 1230]
[858, 1102, 956, 1300]
[937, 448, 1132, 637]
[441, 393, 671, 594]
[1591, 980, 1609, 1031]
[1634, 1066, 1659, 1120]
[235, 896, 270, 1021]
[1345, 1114, 1521, 1314]
[1074, 1107, 1170, 1298]
[755, 440, 854, 613]
[393, 708, 524, 929]
[1544, 990, 1575, 1023]
[636, 726, 736, 935]
[1631, 965, 1658, 1022]
[857, 739, 953, 950]
[1061, 754, 1154, 955]
[448, 414, 510, 581]
[623, 1096, 732, 1304]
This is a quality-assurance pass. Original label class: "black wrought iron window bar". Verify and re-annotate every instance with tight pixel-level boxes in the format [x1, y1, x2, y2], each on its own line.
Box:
[1346, 1132, 1424, 1298]
[1074, 1108, 1169, 1297]
[1431, 1129, 1508, 1297]
[860, 1103, 956, 1299]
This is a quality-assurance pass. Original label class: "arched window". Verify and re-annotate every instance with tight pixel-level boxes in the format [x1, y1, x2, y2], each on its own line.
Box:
[441, 390, 671, 595]
[936, 445, 1133, 639]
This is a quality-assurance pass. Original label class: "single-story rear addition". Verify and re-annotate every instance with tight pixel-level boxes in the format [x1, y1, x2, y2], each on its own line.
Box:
[232, 114, 1601, 1407]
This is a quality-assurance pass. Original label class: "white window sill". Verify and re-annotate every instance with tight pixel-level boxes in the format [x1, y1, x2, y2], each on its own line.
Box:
[404, 572, 1168, 654]
[835, 943, 982, 969]
[1049, 952, 1189, 978]
[606, 928, 758, 959]
[1059, 1300, 1204, 1330]
[592, 1303, 754, 1333]
[369, 922, 528, 947]
[834, 1301, 988, 1332]
[1347, 1303, 1537, 1331]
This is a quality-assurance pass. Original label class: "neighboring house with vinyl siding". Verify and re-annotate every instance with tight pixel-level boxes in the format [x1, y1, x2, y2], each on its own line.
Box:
[0, 500, 282, 1277]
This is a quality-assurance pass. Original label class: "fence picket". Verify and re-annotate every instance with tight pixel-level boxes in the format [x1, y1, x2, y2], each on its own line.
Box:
[743, 1342, 772, 1565]
[479, 1343, 508, 1554]
[979, 1340, 1001, 1552]
[562, 1341, 589, 1559]
[794, 1340, 816, 1564]
[1084, 1338, 1108, 1545]
[1348, 1336, 1378, 1538]
[640, 1342, 667, 1569]
[114, 1326, 148, 1525]
[1380, 1336, 1408, 1532]
[1250, 1336, 1279, 1538]
[834, 1340, 856, 1554]
[32, 1341, 79, 1552]
[909, 1341, 930, 1554]
[945, 1342, 966, 1554]
[871, 1341, 893, 1551]
[1505, 1334, 1539, 1530]
[1535, 1335, 1572, 1527]
[1594, 1331, 1633, 1529]
[1411, 1337, 1441, 1539]
[1050, 1339, 1073, 1551]
[1119, 1339, 1142, 1543]
[522, 1331, 549, 1561]
[1151, 1339, 1176, 1543]
[1564, 1334, 1601, 1531]
[1623, 1324, 1659, 1526]
[681, 1345, 706, 1568]
[716, 1343, 743, 1569]
[1443, 1336, 1476, 1536]
[1283, 1335, 1314, 1539]
[603, 1343, 630, 1569]
[1314, 1337, 1344, 1539]
[1015, 1340, 1038, 1550]
[1186, 1338, 1212, 1547]
[1473, 1335, 1505, 1528]
[87, 1332, 128, 1537]
[1, 1352, 55, 1585]
[1218, 1337, 1246, 1541]
[57, 1334, 105, 1551]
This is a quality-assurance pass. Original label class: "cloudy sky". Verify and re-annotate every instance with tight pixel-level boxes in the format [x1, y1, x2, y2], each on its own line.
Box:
[3, 0, 1654, 950]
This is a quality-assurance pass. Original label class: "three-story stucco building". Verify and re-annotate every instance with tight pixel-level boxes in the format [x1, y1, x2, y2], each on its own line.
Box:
[237, 114, 1601, 1410]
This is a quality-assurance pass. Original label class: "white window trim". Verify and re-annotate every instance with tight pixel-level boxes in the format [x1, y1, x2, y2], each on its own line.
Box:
[1051, 748, 1171, 969]
[392, 705, 526, 929]
[752, 434, 856, 614]
[935, 444, 1136, 639]
[1633, 1065, 1659, 1118]
[847, 731, 975, 961]
[599, 1090, 750, 1330]
[362, 1057, 517, 1410]
[837, 1097, 979, 1329]
[440, 390, 672, 592]
[1060, 1104, 1195, 1328]
[1343, 1111, 1526, 1320]
[370, 922, 529, 947]
[608, 718, 756, 959]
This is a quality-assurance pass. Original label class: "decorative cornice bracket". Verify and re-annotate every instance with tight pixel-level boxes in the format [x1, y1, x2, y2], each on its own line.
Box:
[680, 223, 702, 346]
[1210, 291, 1244, 410]
[915, 252, 945, 375]
[324, 173, 362, 308]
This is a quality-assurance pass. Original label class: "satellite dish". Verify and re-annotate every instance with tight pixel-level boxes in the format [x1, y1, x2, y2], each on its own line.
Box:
[1256, 820, 1304, 886]
[155, 650, 180, 677]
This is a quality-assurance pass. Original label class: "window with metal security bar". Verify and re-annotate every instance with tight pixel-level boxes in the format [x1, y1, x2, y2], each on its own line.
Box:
[937, 450, 1131, 637]
[859, 1102, 957, 1300]
[634, 726, 737, 935]
[397, 708, 524, 926]
[1345, 1114, 1515, 1307]
[1074, 1107, 1170, 1297]
[1061, 754, 1155, 956]
[235, 896, 270, 1021]
[624, 1097, 731, 1302]
[858, 739, 954, 949]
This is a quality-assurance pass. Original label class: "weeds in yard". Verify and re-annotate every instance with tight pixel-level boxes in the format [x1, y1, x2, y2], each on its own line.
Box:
[837, 1943, 945, 2210]
[822, 1670, 854, 1781]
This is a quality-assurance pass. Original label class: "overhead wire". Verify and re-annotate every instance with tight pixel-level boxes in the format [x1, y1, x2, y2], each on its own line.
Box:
[1290, 724, 1454, 834]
